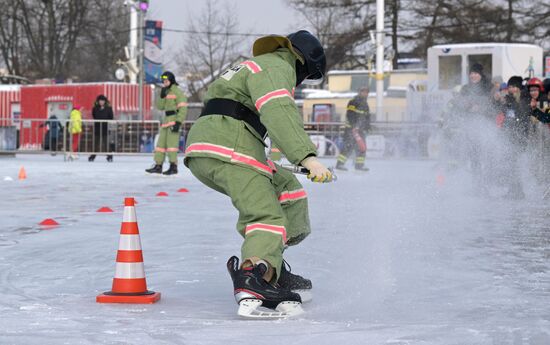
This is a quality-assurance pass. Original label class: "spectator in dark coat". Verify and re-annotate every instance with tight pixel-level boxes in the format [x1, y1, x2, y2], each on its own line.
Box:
[459, 63, 493, 113]
[498, 76, 531, 199]
[89, 94, 114, 162]
[502, 76, 531, 147]
[456, 63, 494, 195]
[40, 115, 62, 154]
[527, 78, 550, 123]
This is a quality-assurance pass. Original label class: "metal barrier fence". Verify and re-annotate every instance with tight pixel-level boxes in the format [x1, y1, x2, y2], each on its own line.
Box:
[1, 118, 549, 172]
[6, 119, 164, 156]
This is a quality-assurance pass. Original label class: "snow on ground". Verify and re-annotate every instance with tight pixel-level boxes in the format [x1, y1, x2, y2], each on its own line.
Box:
[0, 154, 549, 345]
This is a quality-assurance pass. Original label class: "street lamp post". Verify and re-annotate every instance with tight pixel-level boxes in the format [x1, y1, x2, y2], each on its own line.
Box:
[128, 5, 138, 84]
[375, 0, 385, 122]
[124, 0, 148, 120]
[137, 8, 144, 120]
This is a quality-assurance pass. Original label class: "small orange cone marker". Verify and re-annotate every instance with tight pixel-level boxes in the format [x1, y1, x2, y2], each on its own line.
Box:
[39, 218, 59, 228]
[156, 192, 168, 197]
[18, 166, 27, 180]
[96, 197, 160, 304]
[177, 188, 189, 193]
[97, 207, 114, 213]
[436, 173, 445, 186]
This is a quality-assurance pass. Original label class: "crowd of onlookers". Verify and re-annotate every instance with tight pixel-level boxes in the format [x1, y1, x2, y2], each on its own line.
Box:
[41, 94, 114, 161]
[441, 63, 550, 199]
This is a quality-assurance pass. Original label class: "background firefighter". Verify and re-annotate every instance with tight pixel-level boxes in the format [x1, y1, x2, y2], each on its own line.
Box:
[184, 30, 333, 317]
[335, 86, 371, 171]
[146, 71, 188, 176]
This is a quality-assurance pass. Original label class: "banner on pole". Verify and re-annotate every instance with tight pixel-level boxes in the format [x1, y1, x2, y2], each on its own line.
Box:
[144, 20, 163, 84]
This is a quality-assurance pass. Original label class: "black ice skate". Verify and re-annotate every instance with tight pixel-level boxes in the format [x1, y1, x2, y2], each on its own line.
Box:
[145, 164, 162, 174]
[278, 259, 312, 302]
[162, 163, 178, 176]
[227, 256, 303, 318]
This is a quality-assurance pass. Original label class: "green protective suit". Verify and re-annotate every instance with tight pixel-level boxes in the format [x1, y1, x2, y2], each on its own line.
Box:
[155, 84, 188, 164]
[184, 48, 317, 278]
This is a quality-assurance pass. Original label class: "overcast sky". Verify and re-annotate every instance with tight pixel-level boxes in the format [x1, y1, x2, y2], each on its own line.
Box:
[147, 0, 305, 65]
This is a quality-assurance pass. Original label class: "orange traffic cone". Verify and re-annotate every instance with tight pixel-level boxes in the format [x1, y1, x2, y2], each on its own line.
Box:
[436, 172, 445, 186]
[96, 197, 161, 304]
[18, 166, 27, 180]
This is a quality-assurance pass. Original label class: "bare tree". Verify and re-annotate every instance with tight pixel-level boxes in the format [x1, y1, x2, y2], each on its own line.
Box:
[176, 0, 247, 101]
[0, 0, 129, 81]
[514, 1, 550, 51]
[286, 0, 549, 70]
[287, 0, 377, 71]
[15, 0, 90, 79]
[387, 0, 403, 69]
[0, 0, 24, 75]
[72, 0, 129, 81]
[407, 0, 550, 55]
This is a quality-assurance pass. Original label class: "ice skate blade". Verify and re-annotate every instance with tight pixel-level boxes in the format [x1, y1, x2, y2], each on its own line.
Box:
[237, 299, 304, 319]
[293, 289, 312, 303]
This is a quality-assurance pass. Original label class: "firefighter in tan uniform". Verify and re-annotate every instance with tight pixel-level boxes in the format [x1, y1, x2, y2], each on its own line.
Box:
[146, 71, 188, 175]
[184, 31, 332, 317]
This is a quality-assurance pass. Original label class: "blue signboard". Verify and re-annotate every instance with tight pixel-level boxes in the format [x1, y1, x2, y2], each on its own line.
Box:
[144, 20, 163, 84]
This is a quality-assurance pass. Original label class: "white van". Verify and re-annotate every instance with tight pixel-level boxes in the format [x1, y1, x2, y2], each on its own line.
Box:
[407, 43, 544, 122]
[427, 43, 543, 91]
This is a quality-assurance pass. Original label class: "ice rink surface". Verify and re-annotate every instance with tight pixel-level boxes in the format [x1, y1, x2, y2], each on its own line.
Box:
[0, 154, 549, 345]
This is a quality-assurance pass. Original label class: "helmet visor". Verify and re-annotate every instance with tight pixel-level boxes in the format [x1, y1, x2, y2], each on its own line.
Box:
[302, 73, 324, 85]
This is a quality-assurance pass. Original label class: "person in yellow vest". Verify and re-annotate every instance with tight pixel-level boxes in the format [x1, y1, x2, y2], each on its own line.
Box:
[68, 105, 83, 160]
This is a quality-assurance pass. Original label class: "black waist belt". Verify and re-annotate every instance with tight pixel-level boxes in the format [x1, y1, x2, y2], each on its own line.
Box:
[200, 98, 266, 138]
[165, 110, 176, 116]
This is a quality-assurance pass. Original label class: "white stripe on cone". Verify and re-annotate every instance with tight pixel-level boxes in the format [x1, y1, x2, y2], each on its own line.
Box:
[114, 262, 146, 279]
[118, 234, 142, 250]
[123, 206, 137, 222]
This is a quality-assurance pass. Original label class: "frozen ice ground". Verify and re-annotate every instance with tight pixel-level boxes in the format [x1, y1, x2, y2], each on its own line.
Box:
[0, 154, 549, 345]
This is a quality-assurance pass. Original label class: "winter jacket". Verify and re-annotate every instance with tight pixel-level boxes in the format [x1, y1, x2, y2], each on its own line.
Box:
[530, 98, 550, 124]
[92, 103, 114, 121]
[184, 48, 317, 178]
[69, 109, 82, 134]
[345, 95, 370, 131]
[44, 115, 62, 138]
[156, 84, 188, 126]
[457, 78, 493, 119]
[92, 102, 114, 136]
[500, 93, 531, 147]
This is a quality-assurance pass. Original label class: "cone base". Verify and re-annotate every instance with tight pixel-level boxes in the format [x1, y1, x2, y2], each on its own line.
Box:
[96, 291, 161, 304]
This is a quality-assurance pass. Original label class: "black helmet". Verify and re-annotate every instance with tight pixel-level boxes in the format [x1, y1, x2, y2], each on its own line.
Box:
[287, 30, 326, 86]
[161, 71, 178, 85]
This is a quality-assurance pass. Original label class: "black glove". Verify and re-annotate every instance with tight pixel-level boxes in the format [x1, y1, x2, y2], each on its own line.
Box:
[171, 121, 181, 132]
[160, 87, 168, 99]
